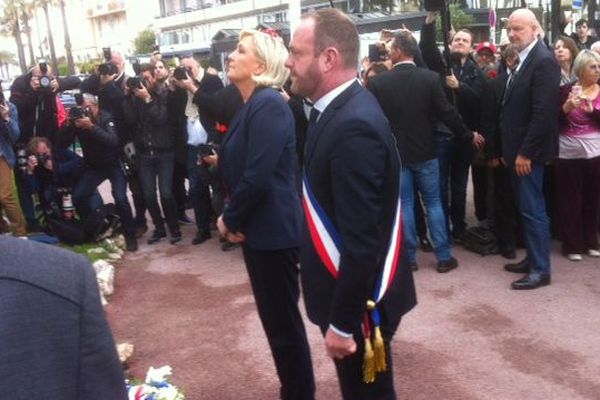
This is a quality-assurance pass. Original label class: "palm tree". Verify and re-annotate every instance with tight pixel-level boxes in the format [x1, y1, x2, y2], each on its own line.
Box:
[20, 0, 37, 67]
[0, 0, 27, 73]
[39, 0, 58, 74]
[0, 50, 17, 79]
[58, 0, 74, 74]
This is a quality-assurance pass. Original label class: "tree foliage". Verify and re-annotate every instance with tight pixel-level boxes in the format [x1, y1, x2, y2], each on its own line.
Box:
[133, 29, 156, 55]
[435, 4, 476, 42]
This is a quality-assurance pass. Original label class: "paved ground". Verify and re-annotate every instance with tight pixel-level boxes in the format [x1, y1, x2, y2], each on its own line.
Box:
[105, 218, 600, 400]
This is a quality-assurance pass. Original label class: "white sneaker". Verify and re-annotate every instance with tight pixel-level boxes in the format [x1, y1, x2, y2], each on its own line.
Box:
[588, 249, 600, 257]
[568, 254, 583, 261]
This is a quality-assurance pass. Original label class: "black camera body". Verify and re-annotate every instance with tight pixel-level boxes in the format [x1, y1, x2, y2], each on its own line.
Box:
[36, 153, 50, 167]
[98, 46, 118, 76]
[126, 77, 144, 91]
[173, 66, 190, 81]
[68, 106, 90, 120]
[368, 43, 388, 63]
[197, 143, 216, 158]
[38, 62, 54, 93]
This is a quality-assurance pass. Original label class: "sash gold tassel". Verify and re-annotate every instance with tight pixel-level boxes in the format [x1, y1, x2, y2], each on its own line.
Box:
[363, 337, 376, 384]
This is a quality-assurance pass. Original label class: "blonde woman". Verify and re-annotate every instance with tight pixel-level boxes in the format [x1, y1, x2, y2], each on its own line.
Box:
[216, 29, 315, 399]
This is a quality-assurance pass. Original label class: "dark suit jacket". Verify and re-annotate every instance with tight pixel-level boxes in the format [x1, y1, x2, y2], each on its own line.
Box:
[0, 238, 127, 400]
[300, 81, 417, 334]
[220, 87, 302, 251]
[499, 40, 561, 165]
[367, 63, 472, 165]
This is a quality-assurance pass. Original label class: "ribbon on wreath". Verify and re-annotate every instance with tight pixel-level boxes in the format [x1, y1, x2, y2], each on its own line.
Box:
[302, 172, 403, 383]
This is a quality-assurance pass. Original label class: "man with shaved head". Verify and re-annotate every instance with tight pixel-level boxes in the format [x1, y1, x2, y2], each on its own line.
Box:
[500, 9, 560, 289]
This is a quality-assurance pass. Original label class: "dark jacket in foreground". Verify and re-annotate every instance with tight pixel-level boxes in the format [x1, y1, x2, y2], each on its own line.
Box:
[499, 40, 560, 165]
[220, 87, 302, 251]
[301, 81, 416, 334]
[58, 110, 120, 169]
[0, 237, 127, 400]
[367, 63, 472, 165]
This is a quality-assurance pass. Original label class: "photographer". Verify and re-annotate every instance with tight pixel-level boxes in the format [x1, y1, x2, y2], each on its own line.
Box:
[420, 11, 485, 242]
[25, 137, 103, 223]
[81, 50, 148, 236]
[171, 55, 223, 245]
[9, 63, 80, 231]
[123, 64, 181, 245]
[58, 93, 138, 251]
[0, 87, 27, 236]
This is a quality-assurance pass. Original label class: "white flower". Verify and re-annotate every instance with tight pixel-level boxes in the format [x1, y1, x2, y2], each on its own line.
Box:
[157, 385, 184, 400]
[145, 365, 173, 384]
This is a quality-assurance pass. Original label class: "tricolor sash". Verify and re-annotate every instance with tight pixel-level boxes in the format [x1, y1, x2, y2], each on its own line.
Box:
[302, 172, 402, 305]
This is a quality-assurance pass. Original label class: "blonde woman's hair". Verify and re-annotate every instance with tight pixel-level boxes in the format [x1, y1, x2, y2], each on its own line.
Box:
[573, 49, 600, 80]
[239, 29, 289, 89]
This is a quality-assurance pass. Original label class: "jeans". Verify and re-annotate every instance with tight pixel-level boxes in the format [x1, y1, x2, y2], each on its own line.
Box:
[72, 165, 135, 237]
[509, 165, 550, 275]
[436, 133, 472, 235]
[401, 158, 452, 264]
[187, 145, 212, 233]
[127, 170, 147, 228]
[138, 151, 179, 234]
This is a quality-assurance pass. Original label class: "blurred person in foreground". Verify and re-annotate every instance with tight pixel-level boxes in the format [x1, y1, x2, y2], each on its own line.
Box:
[0, 236, 128, 399]
[556, 50, 600, 261]
[287, 9, 416, 398]
[216, 29, 315, 399]
[0, 85, 27, 236]
[500, 9, 560, 289]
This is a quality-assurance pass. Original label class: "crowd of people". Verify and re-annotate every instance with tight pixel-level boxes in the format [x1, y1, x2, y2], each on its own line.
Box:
[1, 6, 600, 399]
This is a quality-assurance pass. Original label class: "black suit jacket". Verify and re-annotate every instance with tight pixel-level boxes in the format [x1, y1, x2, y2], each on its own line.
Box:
[499, 40, 561, 165]
[220, 87, 302, 251]
[0, 237, 127, 399]
[367, 63, 472, 165]
[300, 81, 416, 334]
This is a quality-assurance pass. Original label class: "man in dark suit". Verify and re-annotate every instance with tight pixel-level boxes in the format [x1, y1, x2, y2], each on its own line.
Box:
[0, 237, 127, 399]
[500, 9, 560, 290]
[367, 30, 481, 274]
[286, 9, 417, 399]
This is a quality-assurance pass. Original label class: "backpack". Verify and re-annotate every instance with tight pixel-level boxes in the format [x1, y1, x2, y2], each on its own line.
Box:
[462, 226, 499, 256]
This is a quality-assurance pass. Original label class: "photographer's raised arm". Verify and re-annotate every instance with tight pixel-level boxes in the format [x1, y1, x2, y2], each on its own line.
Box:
[420, 12, 446, 74]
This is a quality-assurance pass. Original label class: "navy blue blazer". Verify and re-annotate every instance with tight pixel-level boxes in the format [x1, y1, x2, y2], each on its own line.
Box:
[300, 81, 417, 334]
[0, 237, 127, 400]
[220, 87, 302, 251]
[500, 40, 561, 165]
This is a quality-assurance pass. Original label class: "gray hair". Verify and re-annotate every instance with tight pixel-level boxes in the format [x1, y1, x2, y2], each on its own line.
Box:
[573, 49, 600, 80]
[81, 93, 98, 105]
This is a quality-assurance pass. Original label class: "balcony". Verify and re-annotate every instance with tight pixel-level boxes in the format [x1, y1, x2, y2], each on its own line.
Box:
[87, 0, 127, 19]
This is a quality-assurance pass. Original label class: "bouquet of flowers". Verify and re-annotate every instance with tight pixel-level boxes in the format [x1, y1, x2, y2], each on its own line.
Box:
[126, 365, 185, 400]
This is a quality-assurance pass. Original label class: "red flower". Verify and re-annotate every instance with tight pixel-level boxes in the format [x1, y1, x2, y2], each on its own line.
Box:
[487, 70, 498, 79]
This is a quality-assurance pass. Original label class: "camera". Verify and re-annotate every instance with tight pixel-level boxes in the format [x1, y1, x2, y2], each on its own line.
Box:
[98, 47, 118, 76]
[126, 77, 144, 91]
[173, 66, 190, 81]
[16, 146, 28, 175]
[68, 106, 89, 120]
[36, 152, 50, 167]
[38, 62, 54, 93]
[368, 43, 388, 63]
[197, 143, 216, 158]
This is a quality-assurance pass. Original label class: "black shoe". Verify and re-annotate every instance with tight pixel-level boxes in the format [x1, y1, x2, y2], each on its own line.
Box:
[125, 235, 138, 252]
[408, 262, 419, 271]
[147, 230, 166, 245]
[500, 247, 517, 260]
[170, 230, 182, 245]
[135, 224, 148, 239]
[192, 231, 211, 245]
[221, 241, 241, 252]
[504, 258, 529, 273]
[437, 257, 458, 273]
[511, 273, 551, 290]
[451, 231, 466, 245]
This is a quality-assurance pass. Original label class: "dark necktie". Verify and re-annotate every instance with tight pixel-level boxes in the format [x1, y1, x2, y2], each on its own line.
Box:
[503, 58, 520, 104]
[308, 107, 320, 126]
[304, 107, 321, 162]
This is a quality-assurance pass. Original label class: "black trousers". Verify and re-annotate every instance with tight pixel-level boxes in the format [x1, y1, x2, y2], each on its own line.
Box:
[320, 325, 397, 400]
[242, 245, 315, 400]
[493, 165, 518, 251]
